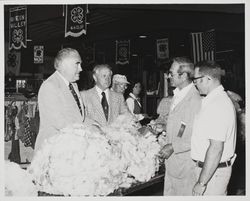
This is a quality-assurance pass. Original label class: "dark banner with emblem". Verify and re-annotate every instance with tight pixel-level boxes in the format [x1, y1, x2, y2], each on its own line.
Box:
[65, 4, 87, 37]
[9, 6, 27, 50]
[5, 42, 21, 76]
[116, 40, 130, 65]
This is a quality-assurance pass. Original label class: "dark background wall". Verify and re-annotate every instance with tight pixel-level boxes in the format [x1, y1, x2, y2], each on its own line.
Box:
[4, 4, 245, 99]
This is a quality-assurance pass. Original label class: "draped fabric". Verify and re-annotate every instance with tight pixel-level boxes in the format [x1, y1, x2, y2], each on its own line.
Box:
[17, 104, 34, 148]
[5, 103, 18, 142]
[5, 98, 39, 163]
[5, 102, 20, 163]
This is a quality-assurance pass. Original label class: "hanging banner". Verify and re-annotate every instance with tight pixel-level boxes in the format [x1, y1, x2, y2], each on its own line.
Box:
[5, 42, 21, 76]
[156, 38, 169, 60]
[65, 4, 87, 37]
[9, 6, 27, 50]
[115, 40, 130, 65]
[34, 46, 44, 64]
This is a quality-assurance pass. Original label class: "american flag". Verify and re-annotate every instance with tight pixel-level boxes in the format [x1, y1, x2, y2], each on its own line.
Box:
[190, 29, 216, 64]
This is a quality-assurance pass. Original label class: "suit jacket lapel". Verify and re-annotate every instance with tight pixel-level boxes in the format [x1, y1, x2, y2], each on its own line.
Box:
[92, 87, 106, 121]
[107, 90, 113, 123]
[170, 86, 196, 114]
[55, 72, 82, 119]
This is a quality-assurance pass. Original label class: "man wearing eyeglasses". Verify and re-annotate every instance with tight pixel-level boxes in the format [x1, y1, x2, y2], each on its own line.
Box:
[191, 61, 237, 196]
[111, 74, 129, 94]
[159, 57, 201, 195]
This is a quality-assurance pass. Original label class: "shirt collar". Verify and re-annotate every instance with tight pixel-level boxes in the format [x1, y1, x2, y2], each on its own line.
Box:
[173, 82, 194, 97]
[202, 85, 224, 107]
[56, 70, 70, 86]
[129, 93, 139, 100]
[95, 86, 109, 100]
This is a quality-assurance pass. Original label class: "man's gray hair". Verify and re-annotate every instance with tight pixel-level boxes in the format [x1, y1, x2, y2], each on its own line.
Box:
[54, 48, 79, 69]
[92, 64, 112, 76]
[172, 57, 194, 80]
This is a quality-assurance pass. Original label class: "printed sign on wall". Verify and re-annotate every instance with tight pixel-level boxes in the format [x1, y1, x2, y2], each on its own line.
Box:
[34, 46, 44, 64]
[156, 38, 169, 60]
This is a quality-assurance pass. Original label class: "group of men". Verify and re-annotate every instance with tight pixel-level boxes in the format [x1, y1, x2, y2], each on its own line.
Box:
[35, 48, 237, 196]
[154, 57, 237, 196]
[35, 48, 130, 152]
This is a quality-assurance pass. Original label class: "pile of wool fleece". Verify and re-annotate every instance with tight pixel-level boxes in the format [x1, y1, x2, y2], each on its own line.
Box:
[5, 160, 38, 196]
[28, 114, 161, 196]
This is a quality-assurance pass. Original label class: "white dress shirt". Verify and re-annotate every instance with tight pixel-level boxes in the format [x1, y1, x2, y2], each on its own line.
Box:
[126, 93, 144, 121]
[95, 86, 110, 105]
[170, 82, 194, 111]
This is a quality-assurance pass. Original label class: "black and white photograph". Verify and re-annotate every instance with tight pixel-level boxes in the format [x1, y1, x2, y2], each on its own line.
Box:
[1, 0, 247, 199]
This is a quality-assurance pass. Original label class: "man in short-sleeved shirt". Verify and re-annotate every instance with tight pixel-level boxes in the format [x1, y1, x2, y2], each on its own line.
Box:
[191, 61, 237, 196]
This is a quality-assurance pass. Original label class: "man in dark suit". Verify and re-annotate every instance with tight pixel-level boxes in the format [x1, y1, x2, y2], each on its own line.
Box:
[35, 48, 92, 153]
[80, 64, 129, 126]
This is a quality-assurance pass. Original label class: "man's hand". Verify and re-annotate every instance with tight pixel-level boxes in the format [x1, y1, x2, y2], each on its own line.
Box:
[192, 182, 207, 196]
[150, 123, 165, 134]
[159, 143, 174, 159]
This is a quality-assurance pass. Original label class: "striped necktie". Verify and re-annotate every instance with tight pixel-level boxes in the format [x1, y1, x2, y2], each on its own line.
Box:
[69, 83, 82, 115]
[101, 91, 109, 121]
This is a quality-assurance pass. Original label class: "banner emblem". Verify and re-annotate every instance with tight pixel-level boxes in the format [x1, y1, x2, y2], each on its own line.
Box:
[9, 6, 27, 50]
[116, 40, 130, 65]
[5, 42, 21, 76]
[65, 5, 87, 37]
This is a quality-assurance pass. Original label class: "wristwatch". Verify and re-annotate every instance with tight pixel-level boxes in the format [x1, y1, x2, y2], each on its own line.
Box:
[198, 181, 207, 187]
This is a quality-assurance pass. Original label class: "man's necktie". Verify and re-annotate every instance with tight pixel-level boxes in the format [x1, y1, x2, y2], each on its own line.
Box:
[101, 92, 109, 121]
[69, 83, 82, 115]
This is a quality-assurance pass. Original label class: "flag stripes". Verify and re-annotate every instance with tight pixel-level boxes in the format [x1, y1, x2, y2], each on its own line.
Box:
[191, 29, 216, 64]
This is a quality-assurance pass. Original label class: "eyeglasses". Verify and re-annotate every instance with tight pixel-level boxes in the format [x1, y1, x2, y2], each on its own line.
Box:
[168, 72, 183, 78]
[193, 76, 204, 83]
[117, 83, 127, 88]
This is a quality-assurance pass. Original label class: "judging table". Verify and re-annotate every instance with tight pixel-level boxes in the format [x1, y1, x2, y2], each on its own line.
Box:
[111, 165, 165, 196]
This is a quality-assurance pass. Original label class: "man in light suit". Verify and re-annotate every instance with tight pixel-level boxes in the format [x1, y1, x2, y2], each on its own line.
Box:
[154, 57, 202, 195]
[80, 64, 129, 127]
[35, 48, 89, 153]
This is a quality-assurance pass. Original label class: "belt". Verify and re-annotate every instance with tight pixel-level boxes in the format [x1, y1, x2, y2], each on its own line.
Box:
[193, 159, 231, 168]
